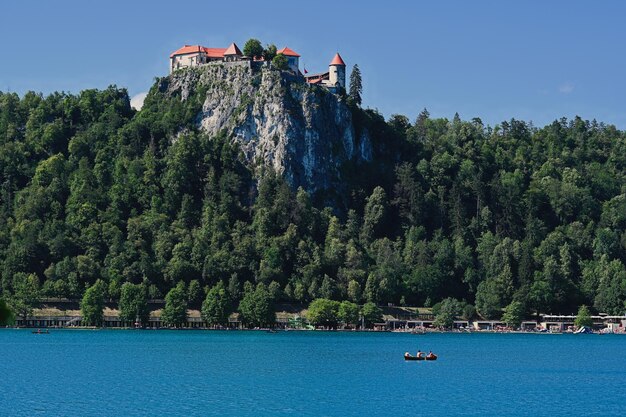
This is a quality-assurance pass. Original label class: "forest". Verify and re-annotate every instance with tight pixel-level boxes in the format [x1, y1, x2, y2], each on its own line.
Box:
[1, 71, 626, 326]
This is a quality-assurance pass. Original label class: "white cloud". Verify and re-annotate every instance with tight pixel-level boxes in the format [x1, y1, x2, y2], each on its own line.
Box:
[130, 92, 148, 110]
[558, 83, 574, 94]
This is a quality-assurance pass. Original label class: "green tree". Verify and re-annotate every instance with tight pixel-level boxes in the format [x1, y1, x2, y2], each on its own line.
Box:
[528, 278, 553, 319]
[161, 282, 188, 327]
[461, 303, 476, 321]
[118, 283, 149, 326]
[201, 281, 231, 327]
[243, 38, 263, 58]
[187, 279, 202, 306]
[0, 299, 15, 325]
[575, 305, 593, 328]
[594, 258, 626, 314]
[361, 186, 388, 242]
[338, 300, 360, 327]
[476, 278, 505, 319]
[11, 273, 41, 321]
[81, 279, 106, 326]
[307, 298, 340, 328]
[263, 44, 277, 61]
[238, 283, 275, 328]
[268, 281, 282, 301]
[349, 64, 362, 106]
[361, 302, 383, 328]
[108, 280, 121, 300]
[272, 54, 288, 70]
[501, 301, 525, 328]
[433, 297, 461, 329]
[347, 280, 362, 303]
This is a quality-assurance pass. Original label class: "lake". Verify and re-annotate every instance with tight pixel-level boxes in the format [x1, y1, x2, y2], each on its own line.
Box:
[1, 330, 625, 416]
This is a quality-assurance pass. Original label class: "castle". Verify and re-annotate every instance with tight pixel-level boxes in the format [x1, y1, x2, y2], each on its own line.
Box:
[169, 42, 346, 90]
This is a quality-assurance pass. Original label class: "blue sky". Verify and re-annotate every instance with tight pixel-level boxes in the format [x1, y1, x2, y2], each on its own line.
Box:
[1, 0, 625, 128]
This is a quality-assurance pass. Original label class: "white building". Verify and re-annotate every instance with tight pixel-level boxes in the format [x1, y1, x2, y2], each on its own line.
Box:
[169, 45, 230, 73]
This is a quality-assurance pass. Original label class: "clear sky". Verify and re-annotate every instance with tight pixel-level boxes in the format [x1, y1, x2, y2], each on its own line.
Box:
[2, 0, 625, 128]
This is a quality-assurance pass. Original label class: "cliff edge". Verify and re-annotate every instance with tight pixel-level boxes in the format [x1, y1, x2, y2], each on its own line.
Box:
[159, 63, 372, 194]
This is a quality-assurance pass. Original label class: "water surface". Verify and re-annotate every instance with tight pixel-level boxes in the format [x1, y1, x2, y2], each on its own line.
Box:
[1, 330, 625, 416]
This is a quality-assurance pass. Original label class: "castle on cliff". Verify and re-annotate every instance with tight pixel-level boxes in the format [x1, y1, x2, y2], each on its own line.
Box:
[169, 42, 346, 90]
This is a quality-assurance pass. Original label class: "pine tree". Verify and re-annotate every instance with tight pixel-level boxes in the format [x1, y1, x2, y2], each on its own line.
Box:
[349, 64, 362, 106]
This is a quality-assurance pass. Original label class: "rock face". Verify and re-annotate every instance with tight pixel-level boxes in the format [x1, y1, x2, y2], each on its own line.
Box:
[163, 63, 371, 194]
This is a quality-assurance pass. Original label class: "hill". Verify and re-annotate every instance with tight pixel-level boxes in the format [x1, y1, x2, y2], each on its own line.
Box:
[1, 63, 625, 321]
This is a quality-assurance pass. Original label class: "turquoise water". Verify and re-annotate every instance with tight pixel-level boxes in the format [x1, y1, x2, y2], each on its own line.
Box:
[1, 330, 625, 416]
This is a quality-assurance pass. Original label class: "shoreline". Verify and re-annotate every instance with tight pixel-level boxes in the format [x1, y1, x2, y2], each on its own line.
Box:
[7, 326, 623, 335]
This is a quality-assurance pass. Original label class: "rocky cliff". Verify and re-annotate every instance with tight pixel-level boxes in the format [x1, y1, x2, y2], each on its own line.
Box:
[160, 63, 372, 194]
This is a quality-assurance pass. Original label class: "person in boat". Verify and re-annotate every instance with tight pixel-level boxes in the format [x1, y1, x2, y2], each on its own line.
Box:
[426, 351, 436, 360]
[416, 350, 424, 358]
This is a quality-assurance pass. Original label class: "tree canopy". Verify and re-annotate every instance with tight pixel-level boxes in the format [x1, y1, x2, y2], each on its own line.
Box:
[575, 305, 593, 328]
[243, 39, 263, 59]
[361, 302, 383, 327]
[161, 282, 188, 327]
[501, 301, 525, 328]
[81, 279, 106, 326]
[0, 299, 15, 325]
[272, 54, 288, 71]
[201, 281, 231, 327]
[118, 282, 149, 325]
[307, 298, 340, 328]
[1, 82, 626, 325]
[433, 297, 461, 329]
[238, 283, 275, 328]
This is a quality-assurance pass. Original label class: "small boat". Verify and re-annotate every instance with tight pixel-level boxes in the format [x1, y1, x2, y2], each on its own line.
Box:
[404, 353, 425, 361]
[404, 352, 437, 361]
[31, 329, 49, 334]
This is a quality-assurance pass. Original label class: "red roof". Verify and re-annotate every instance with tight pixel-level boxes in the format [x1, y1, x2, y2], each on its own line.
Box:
[277, 47, 300, 57]
[170, 45, 227, 58]
[224, 43, 242, 56]
[330, 53, 345, 66]
[170, 45, 204, 58]
[203, 47, 227, 58]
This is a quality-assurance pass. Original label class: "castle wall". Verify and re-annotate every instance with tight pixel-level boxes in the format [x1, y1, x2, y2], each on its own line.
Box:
[171, 56, 254, 74]
[170, 53, 204, 73]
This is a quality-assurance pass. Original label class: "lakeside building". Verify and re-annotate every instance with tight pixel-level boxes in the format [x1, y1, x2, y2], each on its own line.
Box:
[13, 302, 626, 332]
[169, 42, 346, 90]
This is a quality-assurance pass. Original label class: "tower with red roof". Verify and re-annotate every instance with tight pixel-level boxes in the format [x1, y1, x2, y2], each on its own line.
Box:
[328, 53, 346, 89]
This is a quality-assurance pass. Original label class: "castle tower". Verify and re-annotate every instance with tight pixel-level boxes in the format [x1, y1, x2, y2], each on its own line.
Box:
[328, 53, 346, 89]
